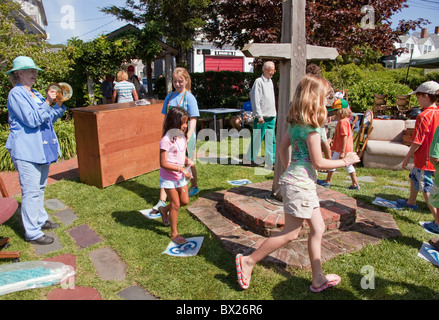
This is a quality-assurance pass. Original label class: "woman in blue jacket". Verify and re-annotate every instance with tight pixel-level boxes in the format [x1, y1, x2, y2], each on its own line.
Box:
[5, 56, 68, 245]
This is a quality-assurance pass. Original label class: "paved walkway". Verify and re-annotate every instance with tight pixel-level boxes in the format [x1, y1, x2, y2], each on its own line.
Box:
[1, 158, 158, 300]
[188, 180, 400, 269]
[0, 157, 79, 197]
[1, 157, 401, 298]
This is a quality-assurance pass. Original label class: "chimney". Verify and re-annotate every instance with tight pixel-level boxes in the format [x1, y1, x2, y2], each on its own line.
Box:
[421, 28, 427, 38]
[435, 26, 439, 35]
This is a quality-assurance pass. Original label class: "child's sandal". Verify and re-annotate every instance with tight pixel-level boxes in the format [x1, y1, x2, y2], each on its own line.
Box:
[159, 206, 169, 226]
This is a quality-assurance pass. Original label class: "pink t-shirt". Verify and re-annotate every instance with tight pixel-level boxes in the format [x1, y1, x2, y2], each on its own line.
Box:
[159, 133, 187, 181]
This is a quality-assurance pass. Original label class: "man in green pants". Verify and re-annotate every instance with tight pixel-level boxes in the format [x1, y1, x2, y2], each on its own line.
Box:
[248, 61, 277, 167]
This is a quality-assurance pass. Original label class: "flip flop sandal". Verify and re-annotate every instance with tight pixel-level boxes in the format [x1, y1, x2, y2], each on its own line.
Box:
[171, 235, 188, 245]
[159, 206, 169, 226]
[309, 274, 341, 293]
[235, 254, 251, 290]
[429, 238, 439, 250]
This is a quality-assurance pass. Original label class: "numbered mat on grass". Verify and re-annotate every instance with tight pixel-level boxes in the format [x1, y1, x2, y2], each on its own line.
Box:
[139, 208, 161, 220]
[372, 197, 402, 210]
[417, 242, 439, 267]
[0, 261, 75, 296]
[419, 221, 439, 235]
[227, 179, 252, 186]
[163, 237, 204, 257]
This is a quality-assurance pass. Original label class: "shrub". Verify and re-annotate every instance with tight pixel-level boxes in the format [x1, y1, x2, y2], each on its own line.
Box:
[0, 120, 76, 172]
[348, 78, 413, 113]
[153, 70, 265, 108]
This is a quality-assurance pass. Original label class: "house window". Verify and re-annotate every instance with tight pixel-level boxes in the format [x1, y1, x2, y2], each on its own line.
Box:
[424, 45, 432, 54]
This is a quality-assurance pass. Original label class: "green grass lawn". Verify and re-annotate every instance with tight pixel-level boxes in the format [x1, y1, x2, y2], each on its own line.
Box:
[1, 138, 439, 300]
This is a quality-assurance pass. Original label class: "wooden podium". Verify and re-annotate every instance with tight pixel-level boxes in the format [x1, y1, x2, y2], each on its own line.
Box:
[72, 100, 164, 188]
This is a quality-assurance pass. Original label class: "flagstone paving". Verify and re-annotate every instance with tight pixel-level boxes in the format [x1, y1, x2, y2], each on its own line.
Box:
[89, 247, 126, 281]
[68, 224, 103, 249]
[187, 180, 401, 269]
[117, 285, 160, 300]
[26, 198, 157, 300]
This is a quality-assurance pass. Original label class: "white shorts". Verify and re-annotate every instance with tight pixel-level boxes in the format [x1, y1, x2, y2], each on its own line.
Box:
[328, 151, 356, 174]
[159, 175, 189, 189]
[281, 184, 320, 219]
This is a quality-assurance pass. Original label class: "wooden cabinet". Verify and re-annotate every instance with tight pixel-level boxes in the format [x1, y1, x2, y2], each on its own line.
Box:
[72, 101, 164, 188]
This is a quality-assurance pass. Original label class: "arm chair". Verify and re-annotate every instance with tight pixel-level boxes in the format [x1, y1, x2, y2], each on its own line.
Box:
[395, 94, 412, 118]
[372, 94, 389, 117]
[0, 176, 20, 262]
[353, 109, 374, 159]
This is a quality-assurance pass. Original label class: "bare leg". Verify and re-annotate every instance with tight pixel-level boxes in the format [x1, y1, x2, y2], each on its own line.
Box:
[407, 180, 418, 206]
[239, 213, 304, 285]
[349, 171, 359, 188]
[306, 207, 327, 288]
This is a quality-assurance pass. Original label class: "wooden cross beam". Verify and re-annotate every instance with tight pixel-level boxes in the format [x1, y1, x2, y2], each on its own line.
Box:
[242, 43, 339, 61]
[242, 0, 338, 197]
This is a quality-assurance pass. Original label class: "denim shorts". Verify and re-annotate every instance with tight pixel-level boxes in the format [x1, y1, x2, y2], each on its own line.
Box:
[409, 168, 434, 193]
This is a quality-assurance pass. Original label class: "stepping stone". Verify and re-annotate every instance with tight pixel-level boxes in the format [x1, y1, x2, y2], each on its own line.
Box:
[89, 247, 126, 281]
[32, 231, 63, 255]
[383, 185, 409, 192]
[68, 224, 103, 249]
[47, 286, 102, 300]
[53, 208, 78, 226]
[392, 180, 410, 186]
[44, 199, 67, 211]
[117, 285, 159, 300]
[43, 253, 77, 270]
[344, 176, 375, 183]
[44, 254, 77, 291]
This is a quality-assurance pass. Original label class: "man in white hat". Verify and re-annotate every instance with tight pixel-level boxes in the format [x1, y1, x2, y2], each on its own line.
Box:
[398, 81, 439, 235]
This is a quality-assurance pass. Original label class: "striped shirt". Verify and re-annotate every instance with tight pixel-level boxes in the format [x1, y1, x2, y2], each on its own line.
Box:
[114, 81, 135, 103]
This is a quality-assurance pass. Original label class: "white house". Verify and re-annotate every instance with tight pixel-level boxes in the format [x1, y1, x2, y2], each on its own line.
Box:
[12, 0, 47, 37]
[391, 27, 438, 68]
[189, 41, 254, 73]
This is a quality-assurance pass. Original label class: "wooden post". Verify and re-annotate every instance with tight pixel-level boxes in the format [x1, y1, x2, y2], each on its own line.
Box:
[241, 0, 338, 198]
[272, 0, 306, 197]
[165, 52, 173, 95]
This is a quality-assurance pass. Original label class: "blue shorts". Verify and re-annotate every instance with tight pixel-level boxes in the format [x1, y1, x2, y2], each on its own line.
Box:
[159, 175, 189, 189]
[409, 168, 434, 193]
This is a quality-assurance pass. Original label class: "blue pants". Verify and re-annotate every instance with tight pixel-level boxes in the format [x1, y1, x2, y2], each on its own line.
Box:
[12, 158, 50, 241]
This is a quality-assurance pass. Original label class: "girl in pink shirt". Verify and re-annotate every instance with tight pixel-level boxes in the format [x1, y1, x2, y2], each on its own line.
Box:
[158, 107, 194, 245]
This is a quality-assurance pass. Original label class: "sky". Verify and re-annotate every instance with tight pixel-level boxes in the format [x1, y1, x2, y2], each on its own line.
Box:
[42, 0, 439, 45]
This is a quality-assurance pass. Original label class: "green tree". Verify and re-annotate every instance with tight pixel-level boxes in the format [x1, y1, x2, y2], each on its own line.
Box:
[101, 0, 212, 67]
[204, 0, 427, 59]
[0, 0, 70, 124]
[64, 34, 140, 106]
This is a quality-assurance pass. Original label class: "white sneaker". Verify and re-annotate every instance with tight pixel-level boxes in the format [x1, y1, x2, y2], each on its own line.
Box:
[152, 200, 166, 211]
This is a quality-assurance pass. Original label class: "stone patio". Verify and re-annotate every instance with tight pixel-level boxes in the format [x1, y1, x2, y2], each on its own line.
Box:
[187, 180, 401, 269]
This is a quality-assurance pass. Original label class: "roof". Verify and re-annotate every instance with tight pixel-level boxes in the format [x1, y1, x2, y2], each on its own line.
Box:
[105, 24, 178, 56]
[410, 48, 439, 68]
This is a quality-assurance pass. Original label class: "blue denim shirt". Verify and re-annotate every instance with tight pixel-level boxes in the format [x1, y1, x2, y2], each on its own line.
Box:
[5, 84, 67, 164]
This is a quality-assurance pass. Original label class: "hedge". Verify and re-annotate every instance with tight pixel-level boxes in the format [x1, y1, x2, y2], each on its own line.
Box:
[2, 65, 439, 171]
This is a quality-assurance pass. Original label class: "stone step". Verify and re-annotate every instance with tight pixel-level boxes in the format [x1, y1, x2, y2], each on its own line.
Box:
[222, 181, 357, 238]
[187, 180, 401, 269]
